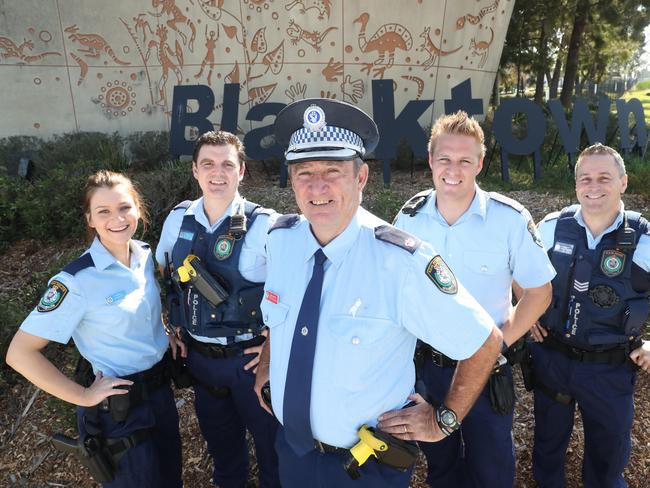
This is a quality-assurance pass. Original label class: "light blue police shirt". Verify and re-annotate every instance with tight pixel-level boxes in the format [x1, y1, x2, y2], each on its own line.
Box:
[20, 238, 168, 378]
[538, 203, 650, 271]
[394, 186, 556, 325]
[156, 193, 278, 344]
[262, 207, 496, 448]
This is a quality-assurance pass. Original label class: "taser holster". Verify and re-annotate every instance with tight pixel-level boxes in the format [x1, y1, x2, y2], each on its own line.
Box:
[342, 425, 420, 479]
[52, 433, 115, 484]
[172, 254, 229, 307]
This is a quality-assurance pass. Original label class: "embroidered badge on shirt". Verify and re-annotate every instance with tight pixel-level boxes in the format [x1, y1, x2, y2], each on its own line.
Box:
[37, 280, 69, 312]
[600, 249, 626, 277]
[214, 235, 235, 260]
[527, 220, 544, 248]
[426, 256, 458, 294]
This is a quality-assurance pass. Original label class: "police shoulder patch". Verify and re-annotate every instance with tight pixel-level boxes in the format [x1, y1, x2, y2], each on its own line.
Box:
[527, 219, 544, 248]
[374, 225, 421, 254]
[268, 214, 300, 233]
[425, 256, 458, 294]
[37, 280, 69, 313]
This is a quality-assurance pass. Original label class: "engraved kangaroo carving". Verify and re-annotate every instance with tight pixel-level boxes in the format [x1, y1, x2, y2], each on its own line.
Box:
[419, 26, 462, 71]
[470, 27, 494, 68]
[65, 24, 130, 85]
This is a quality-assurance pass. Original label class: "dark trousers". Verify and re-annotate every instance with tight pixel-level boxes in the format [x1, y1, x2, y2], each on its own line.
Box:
[77, 384, 182, 488]
[530, 343, 636, 488]
[419, 359, 515, 488]
[186, 347, 280, 488]
[274, 426, 413, 488]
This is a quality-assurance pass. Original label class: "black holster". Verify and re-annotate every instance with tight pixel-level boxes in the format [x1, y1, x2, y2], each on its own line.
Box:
[488, 366, 515, 415]
[52, 433, 116, 484]
[167, 350, 196, 389]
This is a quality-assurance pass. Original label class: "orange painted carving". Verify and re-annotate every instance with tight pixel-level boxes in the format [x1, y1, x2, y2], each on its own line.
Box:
[353, 12, 412, 79]
[286, 19, 337, 53]
[419, 27, 462, 71]
[284, 0, 332, 20]
[0, 35, 61, 63]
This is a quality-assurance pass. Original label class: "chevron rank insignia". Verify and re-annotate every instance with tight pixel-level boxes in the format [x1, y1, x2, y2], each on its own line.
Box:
[426, 256, 458, 294]
[601, 249, 626, 277]
[37, 280, 68, 313]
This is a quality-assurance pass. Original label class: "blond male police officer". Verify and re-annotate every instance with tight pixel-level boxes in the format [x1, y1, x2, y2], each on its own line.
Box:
[531, 143, 650, 487]
[393, 111, 555, 487]
[253, 98, 503, 487]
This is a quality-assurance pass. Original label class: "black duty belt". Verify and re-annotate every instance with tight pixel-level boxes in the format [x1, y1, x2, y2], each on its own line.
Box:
[542, 334, 641, 365]
[419, 343, 458, 368]
[95, 358, 171, 420]
[314, 439, 350, 456]
[188, 334, 266, 359]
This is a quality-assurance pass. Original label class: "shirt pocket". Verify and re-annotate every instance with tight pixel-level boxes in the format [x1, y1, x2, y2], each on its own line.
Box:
[463, 250, 509, 276]
[261, 299, 291, 359]
[326, 315, 399, 391]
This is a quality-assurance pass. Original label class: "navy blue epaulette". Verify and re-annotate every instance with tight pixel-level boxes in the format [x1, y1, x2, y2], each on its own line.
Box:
[374, 225, 421, 254]
[558, 204, 580, 220]
[400, 189, 432, 217]
[488, 192, 525, 213]
[173, 200, 192, 211]
[62, 253, 95, 276]
[268, 214, 300, 233]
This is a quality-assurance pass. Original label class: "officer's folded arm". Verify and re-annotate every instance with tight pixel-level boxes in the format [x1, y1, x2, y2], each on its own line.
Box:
[6, 330, 132, 407]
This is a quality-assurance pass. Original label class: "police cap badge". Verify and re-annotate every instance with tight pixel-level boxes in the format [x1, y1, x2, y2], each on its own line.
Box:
[274, 98, 379, 163]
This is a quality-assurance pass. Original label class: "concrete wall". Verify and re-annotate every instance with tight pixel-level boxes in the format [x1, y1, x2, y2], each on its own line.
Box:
[0, 0, 513, 138]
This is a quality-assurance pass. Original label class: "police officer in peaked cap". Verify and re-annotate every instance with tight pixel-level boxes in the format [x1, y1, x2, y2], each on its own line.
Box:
[253, 98, 504, 487]
[531, 143, 650, 487]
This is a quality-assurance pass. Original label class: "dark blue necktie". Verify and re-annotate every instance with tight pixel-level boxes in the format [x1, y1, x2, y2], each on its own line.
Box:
[283, 248, 327, 455]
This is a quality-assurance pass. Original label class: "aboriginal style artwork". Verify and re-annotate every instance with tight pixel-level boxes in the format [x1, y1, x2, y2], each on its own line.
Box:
[0, 0, 514, 138]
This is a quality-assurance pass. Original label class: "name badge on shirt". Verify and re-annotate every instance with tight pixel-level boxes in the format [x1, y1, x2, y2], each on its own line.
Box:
[179, 230, 194, 241]
[553, 241, 575, 255]
[106, 291, 127, 304]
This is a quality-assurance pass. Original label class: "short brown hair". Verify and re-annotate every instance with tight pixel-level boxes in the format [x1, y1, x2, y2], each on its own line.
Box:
[428, 111, 486, 158]
[192, 130, 246, 166]
[575, 143, 626, 177]
[83, 170, 148, 241]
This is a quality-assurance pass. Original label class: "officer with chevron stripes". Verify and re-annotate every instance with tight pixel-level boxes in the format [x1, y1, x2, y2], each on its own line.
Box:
[531, 143, 650, 487]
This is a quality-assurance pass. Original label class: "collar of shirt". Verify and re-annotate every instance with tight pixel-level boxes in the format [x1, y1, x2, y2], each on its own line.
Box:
[186, 193, 244, 232]
[574, 202, 625, 248]
[425, 184, 488, 226]
[301, 207, 365, 269]
[88, 237, 147, 271]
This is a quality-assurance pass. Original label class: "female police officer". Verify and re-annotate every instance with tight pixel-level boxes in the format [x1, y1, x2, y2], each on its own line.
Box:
[6, 170, 182, 488]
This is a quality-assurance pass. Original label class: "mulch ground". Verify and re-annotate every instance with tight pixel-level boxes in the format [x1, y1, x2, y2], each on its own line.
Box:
[1, 167, 649, 487]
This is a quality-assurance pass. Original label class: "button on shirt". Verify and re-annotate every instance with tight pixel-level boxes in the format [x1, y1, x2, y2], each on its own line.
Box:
[262, 207, 496, 448]
[538, 203, 650, 271]
[156, 193, 278, 344]
[20, 238, 168, 377]
[394, 187, 556, 325]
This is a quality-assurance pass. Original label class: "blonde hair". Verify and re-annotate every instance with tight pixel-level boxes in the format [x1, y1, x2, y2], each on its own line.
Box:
[428, 111, 486, 158]
[83, 170, 148, 241]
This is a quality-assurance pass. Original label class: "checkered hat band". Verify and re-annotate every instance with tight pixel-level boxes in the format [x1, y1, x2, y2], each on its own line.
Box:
[288, 126, 365, 155]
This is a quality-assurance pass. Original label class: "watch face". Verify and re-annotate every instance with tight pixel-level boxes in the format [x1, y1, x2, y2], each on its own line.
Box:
[441, 410, 456, 426]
